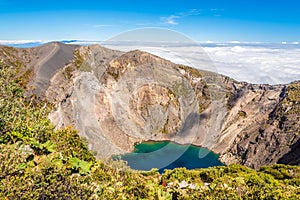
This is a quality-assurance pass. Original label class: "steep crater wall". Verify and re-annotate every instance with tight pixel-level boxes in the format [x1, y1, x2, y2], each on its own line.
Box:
[1, 43, 299, 169]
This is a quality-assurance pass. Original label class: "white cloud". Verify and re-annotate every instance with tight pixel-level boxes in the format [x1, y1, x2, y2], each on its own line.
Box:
[201, 44, 300, 84]
[230, 41, 241, 44]
[161, 9, 201, 25]
[0, 40, 44, 45]
[161, 15, 180, 25]
[210, 8, 224, 12]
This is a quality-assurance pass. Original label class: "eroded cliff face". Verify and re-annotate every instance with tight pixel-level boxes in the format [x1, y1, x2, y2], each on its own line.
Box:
[221, 82, 300, 168]
[47, 45, 220, 157]
[1, 43, 299, 169]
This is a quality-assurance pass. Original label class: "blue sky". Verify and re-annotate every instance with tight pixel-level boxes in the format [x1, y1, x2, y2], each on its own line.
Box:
[0, 0, 299, 42]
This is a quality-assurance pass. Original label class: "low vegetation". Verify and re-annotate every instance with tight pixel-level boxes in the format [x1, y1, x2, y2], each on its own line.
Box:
[276, 82, 300, 134]
[1, 61, 300, 199]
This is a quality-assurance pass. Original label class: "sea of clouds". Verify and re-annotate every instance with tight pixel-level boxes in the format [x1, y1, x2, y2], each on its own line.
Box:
[201, 43, 300, 85]
[1, 40, 300, 85]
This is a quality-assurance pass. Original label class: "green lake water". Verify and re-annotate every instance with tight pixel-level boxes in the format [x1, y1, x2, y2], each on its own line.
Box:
[118, 141, 224, 173]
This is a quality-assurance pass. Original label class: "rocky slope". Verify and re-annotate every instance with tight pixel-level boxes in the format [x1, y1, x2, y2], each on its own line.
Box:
[0, 43, 299, 169]
[223, 81, 300, 168]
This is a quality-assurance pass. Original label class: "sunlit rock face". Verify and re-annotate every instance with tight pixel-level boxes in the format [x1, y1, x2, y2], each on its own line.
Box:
[1, 43, 300, 169]
[46, 45, 216, 157]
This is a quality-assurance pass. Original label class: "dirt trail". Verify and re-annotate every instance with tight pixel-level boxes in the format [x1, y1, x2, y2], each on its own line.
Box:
[36, 43, 59, 70]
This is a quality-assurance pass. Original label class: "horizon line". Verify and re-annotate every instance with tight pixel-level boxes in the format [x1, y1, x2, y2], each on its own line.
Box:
[0, 39, 299, 45]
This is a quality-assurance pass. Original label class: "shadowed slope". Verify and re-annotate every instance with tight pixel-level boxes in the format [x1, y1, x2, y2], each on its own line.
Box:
[32, 42, 78, 95]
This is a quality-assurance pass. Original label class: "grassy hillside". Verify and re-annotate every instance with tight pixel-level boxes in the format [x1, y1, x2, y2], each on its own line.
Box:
[1, 60, 300, 199]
